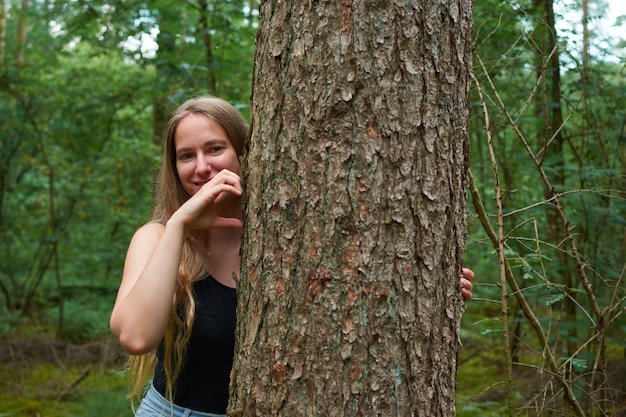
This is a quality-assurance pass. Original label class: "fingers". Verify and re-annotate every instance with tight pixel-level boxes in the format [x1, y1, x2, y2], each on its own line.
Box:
[461, 267, 475, 281]
[198, 170, 242, 200]
[461, 278, 473, 301]
[461, 268, 475, 302]
[203, 182, 242, 201]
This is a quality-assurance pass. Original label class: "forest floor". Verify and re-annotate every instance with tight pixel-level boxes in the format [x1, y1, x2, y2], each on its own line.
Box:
[2, 336, 625, 416]
[0, 336, 131, 417]
[0, 336, 124, 367]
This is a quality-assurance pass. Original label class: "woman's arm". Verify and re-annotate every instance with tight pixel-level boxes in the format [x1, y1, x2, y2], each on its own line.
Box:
[109, 220, 186, 355]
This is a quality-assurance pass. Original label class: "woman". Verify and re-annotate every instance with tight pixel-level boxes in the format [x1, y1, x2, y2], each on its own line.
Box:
[110, 96, 474, 417]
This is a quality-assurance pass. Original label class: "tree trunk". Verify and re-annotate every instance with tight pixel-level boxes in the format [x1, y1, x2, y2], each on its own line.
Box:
[0, 0, 6, 67]
[533, 0, 578, 362]
[581, 0, 590, 81]
[197, 0, 217, 94]
[16, 0, 29, 65]
[152, 4, 180, 143]
[232, 1, 472, 416]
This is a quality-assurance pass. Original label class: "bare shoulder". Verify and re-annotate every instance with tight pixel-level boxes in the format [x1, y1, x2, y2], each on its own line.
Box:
[135, 221, 165, 236]
[124, 222, 165, 264]
[115, 222, 166, 294]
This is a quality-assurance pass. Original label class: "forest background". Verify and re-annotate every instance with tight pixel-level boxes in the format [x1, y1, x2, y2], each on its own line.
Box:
[0, 0, 624, 416]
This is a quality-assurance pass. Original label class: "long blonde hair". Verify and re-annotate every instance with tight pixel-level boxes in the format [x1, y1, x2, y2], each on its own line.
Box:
[127, 96, 248, 406]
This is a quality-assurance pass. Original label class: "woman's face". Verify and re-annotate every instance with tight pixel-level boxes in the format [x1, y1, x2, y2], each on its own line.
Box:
[174, 113, 241, 196]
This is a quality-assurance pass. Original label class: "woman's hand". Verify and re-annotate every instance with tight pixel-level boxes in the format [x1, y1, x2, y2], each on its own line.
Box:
[461, 268, 475, 302]
[170, 169, 243, 231]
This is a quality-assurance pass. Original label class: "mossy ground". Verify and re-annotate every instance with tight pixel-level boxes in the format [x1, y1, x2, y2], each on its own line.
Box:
[1, 333, 623, 416]
[0, 338, 131, 417]
[456, 309, 626, 416]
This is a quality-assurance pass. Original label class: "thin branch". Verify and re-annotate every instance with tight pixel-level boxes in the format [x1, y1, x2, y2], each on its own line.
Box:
[470, 67, 587, 416]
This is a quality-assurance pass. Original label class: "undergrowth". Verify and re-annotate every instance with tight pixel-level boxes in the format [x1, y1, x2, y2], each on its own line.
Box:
[0, 361, 130, 417]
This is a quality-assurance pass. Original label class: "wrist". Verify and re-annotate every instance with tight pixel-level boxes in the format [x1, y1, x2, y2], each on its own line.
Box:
[165, 215, 189, 236]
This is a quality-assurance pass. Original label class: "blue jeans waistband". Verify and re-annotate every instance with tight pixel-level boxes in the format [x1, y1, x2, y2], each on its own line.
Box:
[135, 382, 227, 417]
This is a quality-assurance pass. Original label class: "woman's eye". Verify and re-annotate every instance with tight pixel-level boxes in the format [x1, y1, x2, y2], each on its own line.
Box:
[178, 153, 194, 161]
[209, 146, 224, 153]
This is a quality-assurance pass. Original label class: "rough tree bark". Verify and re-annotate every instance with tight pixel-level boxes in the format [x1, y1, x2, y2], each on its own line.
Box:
[232, 0, 472, 416]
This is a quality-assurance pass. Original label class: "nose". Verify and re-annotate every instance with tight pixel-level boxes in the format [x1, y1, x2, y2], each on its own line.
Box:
[195, 153, 211, 176]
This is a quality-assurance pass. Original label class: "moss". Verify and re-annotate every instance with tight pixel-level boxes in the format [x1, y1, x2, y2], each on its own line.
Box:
[70, 369, 131, 417]
[0, 362, 130, 417]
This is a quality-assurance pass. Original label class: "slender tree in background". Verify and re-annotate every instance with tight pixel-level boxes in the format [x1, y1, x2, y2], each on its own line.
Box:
[150, 0, 255, 140]
[0, 0, 6, 66]
[15, 0, 28, 64]
[231, 0, 473, 415]
[531, 0, 577, 362]
[152, 1, 181, 142]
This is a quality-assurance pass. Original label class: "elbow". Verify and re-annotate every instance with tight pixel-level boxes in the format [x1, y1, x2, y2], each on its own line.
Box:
[116, 330, 159, 356]
[110, 316, 160, 356]
[121, 340, 157, 356]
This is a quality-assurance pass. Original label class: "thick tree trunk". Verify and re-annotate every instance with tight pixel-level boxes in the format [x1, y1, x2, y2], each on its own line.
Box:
[232, 1, 472, 416]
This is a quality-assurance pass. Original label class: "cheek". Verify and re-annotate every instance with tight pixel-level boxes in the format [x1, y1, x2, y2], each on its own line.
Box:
[175, 163, 194, 184]
[232, 160, 241, 174]
[229, 153, 242, 173]
[215, 152, 240, 173]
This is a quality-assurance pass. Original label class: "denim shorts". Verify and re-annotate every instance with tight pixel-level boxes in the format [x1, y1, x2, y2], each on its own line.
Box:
[135, 382, 227, 417]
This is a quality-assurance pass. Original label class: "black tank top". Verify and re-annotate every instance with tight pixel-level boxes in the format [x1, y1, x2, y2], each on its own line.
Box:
[153, 275, 237, 413]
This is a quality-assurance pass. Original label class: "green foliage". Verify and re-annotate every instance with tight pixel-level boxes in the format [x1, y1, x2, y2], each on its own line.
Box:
[51, 289, 118, 344]
[0, 0, 624, 415]
[0, 0, 255, 336]
[0, 1, 254, 416]
[462, 0, 626, 414]
[0, 38, 156, 319]
[147, 0, 255, 115]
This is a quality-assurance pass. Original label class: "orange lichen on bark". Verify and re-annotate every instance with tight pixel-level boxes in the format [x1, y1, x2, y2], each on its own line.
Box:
[341, 0, 352, 31]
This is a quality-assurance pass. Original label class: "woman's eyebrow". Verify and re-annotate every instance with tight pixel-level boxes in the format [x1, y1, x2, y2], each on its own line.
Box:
[175, 146, 192, 156]
[203, 137, 229, 145]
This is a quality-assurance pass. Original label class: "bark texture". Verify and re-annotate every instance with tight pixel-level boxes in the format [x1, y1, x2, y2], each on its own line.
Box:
[232, 0, 472, 416]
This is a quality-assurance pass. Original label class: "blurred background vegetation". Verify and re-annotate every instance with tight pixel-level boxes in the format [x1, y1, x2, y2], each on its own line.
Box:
[0, 0, 623, 416]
